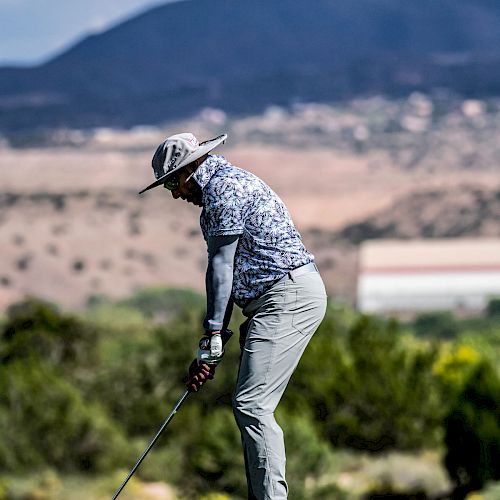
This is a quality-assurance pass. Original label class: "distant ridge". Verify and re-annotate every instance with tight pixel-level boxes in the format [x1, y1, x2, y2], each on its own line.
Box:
[2, 0, 500, 133]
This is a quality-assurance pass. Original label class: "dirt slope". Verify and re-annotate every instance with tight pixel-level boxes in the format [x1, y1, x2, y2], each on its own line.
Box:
[0, 142, 498, 310]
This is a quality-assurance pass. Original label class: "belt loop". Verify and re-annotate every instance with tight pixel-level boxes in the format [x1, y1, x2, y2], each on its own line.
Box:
[288, 271, 295, 283]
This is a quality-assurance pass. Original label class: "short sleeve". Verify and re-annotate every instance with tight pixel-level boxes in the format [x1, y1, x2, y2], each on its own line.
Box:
[204, 176, 246, 237]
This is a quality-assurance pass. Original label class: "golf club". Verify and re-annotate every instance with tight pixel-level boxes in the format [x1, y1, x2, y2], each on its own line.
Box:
[112, 328, 233, 499]
[112, 389, 189, 500]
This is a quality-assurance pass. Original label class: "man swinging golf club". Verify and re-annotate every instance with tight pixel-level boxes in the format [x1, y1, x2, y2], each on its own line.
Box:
[140, 132, 327, 500]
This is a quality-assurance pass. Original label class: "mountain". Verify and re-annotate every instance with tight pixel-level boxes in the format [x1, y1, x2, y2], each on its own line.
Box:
[2, 0, 500, 134]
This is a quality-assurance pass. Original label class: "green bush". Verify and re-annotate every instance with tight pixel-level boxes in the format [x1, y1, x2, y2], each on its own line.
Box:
[6, 292, 498, 498]
[486, 297, 500, 318]
[92, 306, 207, 436]
[432, 344, 482, 397]
[481, 480, 500, 500]
[0, 477, 8, 500]
[0, 298, 97, 369]
[287, 314, 443, 451]
[278, 411, 334, 499]
[184, 407, 246, 497]
[413, 311, 459, 339]
[0, 360, 129, 472]
[444, 361, 500, 499]
[118, 286, 204, 320]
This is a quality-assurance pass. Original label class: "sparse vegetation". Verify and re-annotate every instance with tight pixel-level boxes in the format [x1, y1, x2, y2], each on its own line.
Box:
[46, 243, 58, 255]
[12, 235, 24, 246]
[15, 254, 31, 271]
[0, 276, 10, 287]
[72, 259, 85, 272]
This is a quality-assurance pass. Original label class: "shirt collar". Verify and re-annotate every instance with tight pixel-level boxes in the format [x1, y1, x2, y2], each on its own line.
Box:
[193, 154, 226, 190]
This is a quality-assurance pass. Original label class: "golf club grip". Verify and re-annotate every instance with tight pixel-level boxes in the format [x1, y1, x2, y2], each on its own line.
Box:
[221, 327, 233, 345]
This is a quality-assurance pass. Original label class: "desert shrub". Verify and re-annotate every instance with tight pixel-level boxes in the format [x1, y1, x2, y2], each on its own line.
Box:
[178, 406, 337, 499]
[133, 441, 187, 486]
[92, 335, 181, 436]
[72, 259, 85, 272]
[0, 477, 8, 500]
[0, 360, 129, 472]
[184, 408, 245, 497]
[118, 286, 204, 320]
[94, 292, 245, 426]
[338, 316, 442, 450]
[83, 303, 150, 336]
[0, 298, 97, 369]
[278, 411, 334, 499]
[15, 255, 31, 271]
[3, 293, 486, 496]
[92, 306, 205, 435]
[486, 297, 500, 318]
[178, 407, 336, 499]
[413, 311, 459, 339]
[480, 481, 500, 500]
[432, 344, 482, 396]
[196, 494, 232, 500]
[288, 314, 443, 451]
[444, 361, 500, 499]
[16, 470, 62, 500]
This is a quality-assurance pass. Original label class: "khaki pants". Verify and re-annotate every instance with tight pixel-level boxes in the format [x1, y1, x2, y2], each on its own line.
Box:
[233, 268, 327, 500]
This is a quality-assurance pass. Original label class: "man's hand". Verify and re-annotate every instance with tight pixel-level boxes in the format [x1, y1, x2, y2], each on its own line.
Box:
[186, 359, 216, 392]
[186, 329, 232, 393]
[197, 332, 224, 365]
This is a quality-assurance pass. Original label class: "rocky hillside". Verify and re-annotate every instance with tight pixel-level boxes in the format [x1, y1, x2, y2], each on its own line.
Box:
[334, 186, 500, 244]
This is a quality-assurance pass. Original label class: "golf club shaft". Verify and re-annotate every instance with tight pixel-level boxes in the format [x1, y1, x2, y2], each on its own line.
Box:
[112, 389, 190, 500]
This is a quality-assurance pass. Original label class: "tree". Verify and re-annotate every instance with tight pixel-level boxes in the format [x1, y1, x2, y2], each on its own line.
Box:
[485, 297, 500, 318]
[0, 297, 97, 369]
[444, 361, 500, 499]
[287, 313, 443, 452]
[413, 311, 459, 339]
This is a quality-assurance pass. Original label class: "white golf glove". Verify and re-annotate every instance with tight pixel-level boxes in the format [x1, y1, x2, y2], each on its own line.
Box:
[197, 332, 224, 365]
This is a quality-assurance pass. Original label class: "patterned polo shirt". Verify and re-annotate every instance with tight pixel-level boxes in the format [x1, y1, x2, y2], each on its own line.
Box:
[193, 155, 314, 307]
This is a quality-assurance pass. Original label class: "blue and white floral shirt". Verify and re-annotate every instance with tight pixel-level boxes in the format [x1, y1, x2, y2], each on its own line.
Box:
[193, 155, 314, 307]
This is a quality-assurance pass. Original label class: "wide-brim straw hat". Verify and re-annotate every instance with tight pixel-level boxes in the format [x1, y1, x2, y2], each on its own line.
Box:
[139, 132, 227, 194]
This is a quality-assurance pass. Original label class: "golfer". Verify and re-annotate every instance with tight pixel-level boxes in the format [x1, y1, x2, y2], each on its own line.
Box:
[140, 132, 327, 500]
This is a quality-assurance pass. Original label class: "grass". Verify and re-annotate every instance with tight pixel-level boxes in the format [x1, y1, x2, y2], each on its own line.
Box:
[0, 469, 177, 500]
[0, 449, 457, 500]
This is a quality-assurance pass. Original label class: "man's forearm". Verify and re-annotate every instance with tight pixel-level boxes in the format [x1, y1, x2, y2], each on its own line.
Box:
[204, 235, 239, 331]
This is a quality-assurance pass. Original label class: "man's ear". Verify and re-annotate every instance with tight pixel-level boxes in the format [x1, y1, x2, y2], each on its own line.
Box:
[187, 161, 198, 174]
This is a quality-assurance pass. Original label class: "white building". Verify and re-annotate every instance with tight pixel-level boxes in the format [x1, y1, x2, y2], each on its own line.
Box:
[357, 238, 500, 313]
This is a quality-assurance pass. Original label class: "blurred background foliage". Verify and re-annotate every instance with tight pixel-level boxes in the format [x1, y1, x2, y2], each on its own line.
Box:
[0, 288, 499, 499]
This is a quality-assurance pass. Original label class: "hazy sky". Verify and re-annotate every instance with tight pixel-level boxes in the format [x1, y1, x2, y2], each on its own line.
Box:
[0, 0, 176, 66]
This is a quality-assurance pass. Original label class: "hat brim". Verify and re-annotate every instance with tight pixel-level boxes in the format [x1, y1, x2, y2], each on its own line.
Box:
[138, 134, 227, 194]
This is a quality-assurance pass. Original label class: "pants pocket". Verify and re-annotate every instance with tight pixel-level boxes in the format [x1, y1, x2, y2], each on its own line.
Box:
[291, 276, 327, 336]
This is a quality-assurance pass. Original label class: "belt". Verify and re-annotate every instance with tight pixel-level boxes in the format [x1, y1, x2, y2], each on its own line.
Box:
[279, 261, 318, 283]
